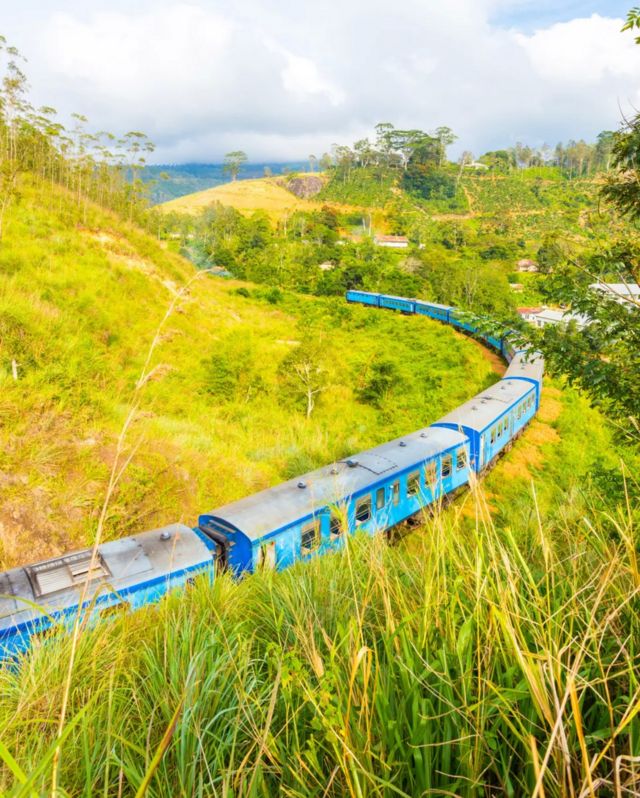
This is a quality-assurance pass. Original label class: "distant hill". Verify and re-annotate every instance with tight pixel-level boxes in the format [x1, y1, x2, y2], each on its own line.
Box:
[158, 175, 364, 220]
[141, 162, 308, 204]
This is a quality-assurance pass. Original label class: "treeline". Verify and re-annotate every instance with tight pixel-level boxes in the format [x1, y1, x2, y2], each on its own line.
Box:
[480, 133, 615, 176]
[0, 35, 155, 239]
[314, 123, 462, 205]
[319, 124, 616, 187]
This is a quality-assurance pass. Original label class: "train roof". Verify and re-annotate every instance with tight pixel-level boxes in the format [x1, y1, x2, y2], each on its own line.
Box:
[431, 378, 534, 434]
[0, 523, 211, 636]
[201, 426, 467, 543]
[504, 351, 544, 384]
[414, 300, 453, 311]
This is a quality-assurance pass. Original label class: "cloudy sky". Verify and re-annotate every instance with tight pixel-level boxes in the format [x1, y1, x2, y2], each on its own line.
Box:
[2, 1, 639, 163]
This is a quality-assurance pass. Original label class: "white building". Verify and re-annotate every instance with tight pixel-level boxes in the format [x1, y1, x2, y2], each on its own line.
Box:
[518, 306, 588, 329]
[589, 282, 640, 306]
[374, 234, 409, 249]
[516, 259, 538, 273]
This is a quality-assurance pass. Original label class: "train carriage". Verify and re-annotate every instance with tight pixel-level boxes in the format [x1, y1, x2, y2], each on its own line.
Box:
[504, 351, 544, 408]
[378, 294, 416, 314]
[346, 290, 380, 307]
[199, 427, 470, 574]
[0, 523, 216, 659]
[431, 378, 538, 472]
[414, 300, 452, 322]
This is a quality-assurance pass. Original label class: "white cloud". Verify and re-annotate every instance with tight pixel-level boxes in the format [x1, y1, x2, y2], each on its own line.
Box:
[3, 1, 638, 161]
[516, 14, 640, 84]
[280, 52, 345, 106]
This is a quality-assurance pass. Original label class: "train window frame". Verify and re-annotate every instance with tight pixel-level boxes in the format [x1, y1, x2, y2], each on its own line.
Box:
[456, 448, 467, 471]
[376, 487, 385, 511]
[355, 496, 371, 524]
[329, 513, 343, 539]
[301, 521, 320, 554]
[407, 471, 420, 497]
[392, 481, 400, 506]
[425, 461, 437, 486]
[441, 454, 452, 477]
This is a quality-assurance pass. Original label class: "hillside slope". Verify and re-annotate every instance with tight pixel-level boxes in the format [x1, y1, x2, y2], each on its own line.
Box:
[160, 177, 323, 218]
[0, 177, 498, 568]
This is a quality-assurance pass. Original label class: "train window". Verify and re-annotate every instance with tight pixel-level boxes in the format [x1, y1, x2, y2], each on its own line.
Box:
[425, 461, 437, 485]
[490, 428, 496, 444]
[355, 496, 371, 524]
[258, 541, 277, 569]
[376, 487, 385, 510]
[392, 481, 400, 506]
[407, 471, 420, 497]
[441, 455, 452, 477]
[456, 449, 467, 470]
[330, 514, 343, 539]
[301, 522, 320, 554]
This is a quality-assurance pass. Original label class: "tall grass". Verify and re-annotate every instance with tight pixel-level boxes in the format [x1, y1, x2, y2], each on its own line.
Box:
[1, 482, 638, 796]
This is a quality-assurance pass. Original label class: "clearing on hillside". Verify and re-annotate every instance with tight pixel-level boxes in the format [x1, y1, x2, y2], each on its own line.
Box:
[159, 177, 359, 220]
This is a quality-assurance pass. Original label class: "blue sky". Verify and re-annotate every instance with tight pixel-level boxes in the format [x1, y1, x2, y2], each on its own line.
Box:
[2, 1, 639, 162]
[492, 1, 632, 30]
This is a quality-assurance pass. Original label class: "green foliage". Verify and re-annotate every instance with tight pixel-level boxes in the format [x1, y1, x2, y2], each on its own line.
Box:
[402, 162, 457, 201]
[358, 359, 403, 407]
[318, 166, 396, 206]
[529, 271, 640, 434]
[0, 177, 499, 563]
[601, 115, 640, 219]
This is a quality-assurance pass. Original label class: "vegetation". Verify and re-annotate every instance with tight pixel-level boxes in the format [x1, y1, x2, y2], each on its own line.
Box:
[1, 381, 639, 796]
[2, 15, 640, 798]
[0, 175, 499, 568]
[222, 150, 248, 182]
[519, 7, 640, 442]
[0, 38, 159, 231]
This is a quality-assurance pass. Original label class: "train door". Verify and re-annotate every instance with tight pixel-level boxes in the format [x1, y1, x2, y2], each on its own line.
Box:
[257, 541, 276, 570]
[479, 435, 485, 469]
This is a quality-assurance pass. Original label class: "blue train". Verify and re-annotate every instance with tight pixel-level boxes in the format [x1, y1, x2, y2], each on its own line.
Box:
[0, 292, 543, 660]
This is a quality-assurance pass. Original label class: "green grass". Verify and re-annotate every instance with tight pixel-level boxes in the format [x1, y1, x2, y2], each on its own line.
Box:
[1, 473, 638, 796]
[0, 177, 496, 567]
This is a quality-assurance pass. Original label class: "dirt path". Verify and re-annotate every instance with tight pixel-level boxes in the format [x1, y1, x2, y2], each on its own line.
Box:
[457, 386, 563, 518]
[465, 335, 506, 376]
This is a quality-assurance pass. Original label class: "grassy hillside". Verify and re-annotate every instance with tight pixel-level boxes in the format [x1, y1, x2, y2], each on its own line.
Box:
[155, 170, 609, 318]
[160, 177, 347, 220]
[0, 176, 498, 569]
[142, 162, 308, 204]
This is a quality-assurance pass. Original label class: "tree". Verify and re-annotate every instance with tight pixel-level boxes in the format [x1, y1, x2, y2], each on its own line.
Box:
[223, 150, 247, 181]
[319, 152, 333, 171]
[308, 154, 317, 172]
[278, 338, 329, 418]
[359, 359, 402, 407]
[434, 126, 457, 166]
